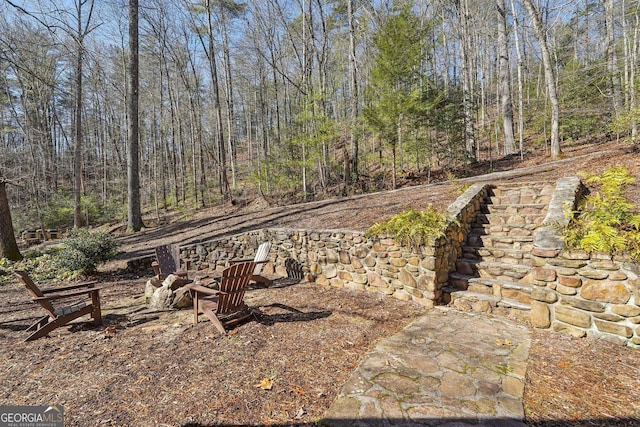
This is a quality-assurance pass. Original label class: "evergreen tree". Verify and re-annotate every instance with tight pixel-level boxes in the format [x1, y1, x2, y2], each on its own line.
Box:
[364, 2, 425, 189]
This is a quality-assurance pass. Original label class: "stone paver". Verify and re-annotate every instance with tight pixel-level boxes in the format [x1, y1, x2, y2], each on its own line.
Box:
[322, 307, 530, 426]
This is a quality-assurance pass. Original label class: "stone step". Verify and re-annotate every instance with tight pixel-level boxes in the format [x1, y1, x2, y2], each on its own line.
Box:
[466, 234, 535, 251]
[473, 212, 546, 226]
[482, 203, 548, 216]
[489, 181, 554, 194]
[447, 289, 531, 317]
[455, 259, 533, 281]
[448, 273, 533, 305]
[488, 192, 552, 206]
[460, 246, 532, 263]
[469, 223, 537, 238]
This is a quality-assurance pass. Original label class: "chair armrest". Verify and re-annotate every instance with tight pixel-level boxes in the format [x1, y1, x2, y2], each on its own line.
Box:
[33, 287, 103, 302]
[41, 281, 99, 294]
[187, 284, 220, 296]
[229, 257, 253, 264]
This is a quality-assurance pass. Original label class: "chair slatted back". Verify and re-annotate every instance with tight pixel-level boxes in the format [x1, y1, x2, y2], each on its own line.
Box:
[14, 271, 56, 317]
[253, 242, 271, 275]
[285, 258, 304, 281]
[155, 244, 180, 276]
[218, 261, 256, 315]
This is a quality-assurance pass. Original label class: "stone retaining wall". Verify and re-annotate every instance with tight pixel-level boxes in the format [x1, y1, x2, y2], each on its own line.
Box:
[175, 184, 490, 308]
[531, 177, 640, 347]
[124, 177, 640, 346]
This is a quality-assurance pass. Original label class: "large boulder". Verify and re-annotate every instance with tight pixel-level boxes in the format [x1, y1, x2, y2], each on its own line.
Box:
[145, 274, 194, 310]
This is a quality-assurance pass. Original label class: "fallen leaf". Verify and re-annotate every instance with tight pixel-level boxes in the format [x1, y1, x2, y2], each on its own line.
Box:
[256, 377, 274, 390]
[294, 407, 306, 419]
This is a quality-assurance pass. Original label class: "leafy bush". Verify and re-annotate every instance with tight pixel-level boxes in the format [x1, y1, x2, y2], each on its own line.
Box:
[563, 166, 640, 260]
[54, 229, 121, 274]
[366, 206, 451, 249]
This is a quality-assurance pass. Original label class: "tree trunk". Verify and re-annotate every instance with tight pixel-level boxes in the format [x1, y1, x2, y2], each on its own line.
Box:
[206, 1, 231, 203]
[0, 181, 22, 261]
[127, 0, 143, 232]
[73, 8, 84, 228]
[457, 0, 476, 162]
[497, 0, 515, 155]
[604, 0, 623, 119]
[510, 0, 525, 159]
[348, 0, 359, 183]
[522, 0, 561, 160]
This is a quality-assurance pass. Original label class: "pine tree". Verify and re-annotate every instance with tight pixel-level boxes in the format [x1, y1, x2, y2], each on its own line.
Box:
[364, 2, 425, 189]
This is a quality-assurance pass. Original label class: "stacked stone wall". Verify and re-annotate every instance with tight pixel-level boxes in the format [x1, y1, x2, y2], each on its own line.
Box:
[174, 184, 490, 308]
[531, 176, 640, 347]
[530, 252, 640, 347]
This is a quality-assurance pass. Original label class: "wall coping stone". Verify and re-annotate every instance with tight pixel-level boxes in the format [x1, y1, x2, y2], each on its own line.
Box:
[534, 176, 584, 251]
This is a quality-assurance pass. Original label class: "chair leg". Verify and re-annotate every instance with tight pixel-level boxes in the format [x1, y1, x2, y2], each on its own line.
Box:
[24, 317, 67, 342]
[192, 293, 199, 324]
[26, 316, 51, 332]
[200, 304, 227, 335]
[91, 292, 102, 326]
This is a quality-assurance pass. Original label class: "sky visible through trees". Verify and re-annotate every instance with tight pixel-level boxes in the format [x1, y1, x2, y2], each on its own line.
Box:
[0, 0, 636, 233]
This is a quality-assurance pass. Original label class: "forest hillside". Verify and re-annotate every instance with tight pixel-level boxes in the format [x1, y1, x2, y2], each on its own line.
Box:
[1, 0, 639, 240]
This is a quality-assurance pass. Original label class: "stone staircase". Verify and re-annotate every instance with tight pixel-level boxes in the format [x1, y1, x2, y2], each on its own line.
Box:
[446, 181, 556, 319]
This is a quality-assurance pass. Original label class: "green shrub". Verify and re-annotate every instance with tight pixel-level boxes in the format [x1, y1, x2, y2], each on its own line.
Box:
[366, 206, 451, 249]
[563, 166, 640, 260]
[54, 229, 121, 274]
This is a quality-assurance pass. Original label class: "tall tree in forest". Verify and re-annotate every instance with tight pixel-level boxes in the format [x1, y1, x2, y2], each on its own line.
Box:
[127, 0, 143, 231]
[454, 0, 476, 162]
[364, 3, 425, 189]
[522, 0, 561, 160]
[188, 0, 232, 203]
[603, 0, 623, 119]
[347, 0, 359, 183]
[71, 0, 97, 227]
[496, 0, 515, 154]
[0, 179, 22, 261]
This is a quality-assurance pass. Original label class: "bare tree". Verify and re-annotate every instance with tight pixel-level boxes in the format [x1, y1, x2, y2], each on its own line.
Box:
[127, 0, 143, 231]
[496, 0, 515, 155]
[522, 0, 560, 160]
[603, 0, 623, 120]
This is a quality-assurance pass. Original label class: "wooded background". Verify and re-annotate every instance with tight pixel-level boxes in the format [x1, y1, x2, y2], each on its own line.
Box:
[0, 0, 635, 232]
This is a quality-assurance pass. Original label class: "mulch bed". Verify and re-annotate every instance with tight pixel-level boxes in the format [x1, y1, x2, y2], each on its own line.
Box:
[0, 275, 425, 426]
[1, 272, 639, 426]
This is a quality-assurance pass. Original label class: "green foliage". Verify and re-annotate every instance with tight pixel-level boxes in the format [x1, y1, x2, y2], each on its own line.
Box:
[364, 3, 427, 147]
[366, 206, 451, 249]
[563, 167, 640, 260]
[0, 249, 63, 285]
[526, 59, 608, 142]
[54, 229, 121, 274]
[14, 190, 123, 232]
[608, 107, 640, 139]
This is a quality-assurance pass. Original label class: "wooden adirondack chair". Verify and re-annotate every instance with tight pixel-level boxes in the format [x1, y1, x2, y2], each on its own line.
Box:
[153, 244, 189, 282]
[272, 258, 305, 287]
[14, 270, 103, 342]
[188, 261, 256, 334]
[230, 241, 272, 286]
